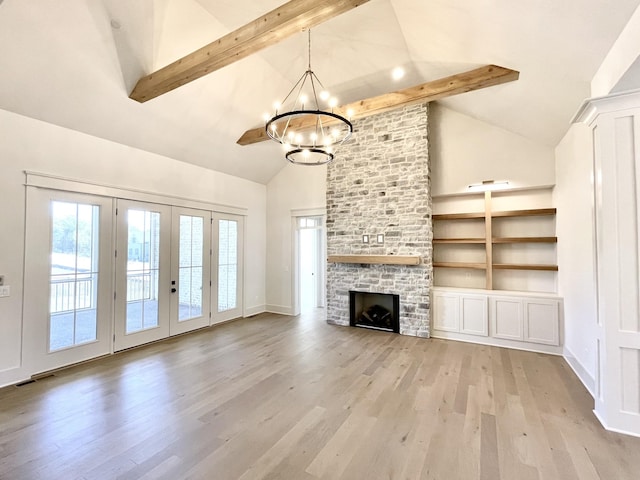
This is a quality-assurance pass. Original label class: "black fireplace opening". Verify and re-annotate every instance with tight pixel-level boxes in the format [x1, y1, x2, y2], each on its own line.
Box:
[349, 291, 400, 333]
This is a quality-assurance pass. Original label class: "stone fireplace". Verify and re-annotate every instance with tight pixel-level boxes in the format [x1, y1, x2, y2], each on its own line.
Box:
[326, 103, 432, 337]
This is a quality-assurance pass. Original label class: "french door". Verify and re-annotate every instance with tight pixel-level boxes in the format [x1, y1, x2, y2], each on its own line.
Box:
[114, 200, 172, 350]
[114, 201, 213, 350]
[24, 190, 242, 371]
[170, 207, 211, 335]
[23, 188, 114, 374]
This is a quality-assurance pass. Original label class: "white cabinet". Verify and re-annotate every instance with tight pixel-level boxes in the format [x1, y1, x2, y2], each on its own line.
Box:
[432, 287, 562, 353]
[491, 296, 523, 340]
[523, 298, 559, 345]
[433, 292, 459, 332]
[460, 295, 488, 336]
[433, 291, 487, 336]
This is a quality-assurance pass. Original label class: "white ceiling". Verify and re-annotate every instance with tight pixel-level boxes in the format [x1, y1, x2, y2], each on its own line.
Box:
[0, 0, 638, 184]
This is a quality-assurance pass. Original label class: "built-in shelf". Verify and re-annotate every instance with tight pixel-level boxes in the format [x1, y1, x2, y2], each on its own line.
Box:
[493, 263, 558, 271]
[432, 192, 558, 289]
[432, 212, 485, 220]
[492, 236, 557, 243]
[492, 208, 556, 218]
[327, 255, 421, 265]
[433, 238, 486, 244]
[433, 262, 487, 270]
[433, 236, 557, 244]
[433, 208, 556, 221]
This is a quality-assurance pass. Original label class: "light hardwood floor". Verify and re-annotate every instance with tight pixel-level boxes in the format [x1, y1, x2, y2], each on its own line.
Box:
[1, 310, 639, 480]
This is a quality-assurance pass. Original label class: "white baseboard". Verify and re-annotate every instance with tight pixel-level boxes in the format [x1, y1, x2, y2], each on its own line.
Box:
[563, 347, 596, 398]
[0, 366, 28, 389]
[244, 305, 266, 317]
[593, 409, 640, 438]
[431, 330, 563, 355]
[265, 304, 295, 316]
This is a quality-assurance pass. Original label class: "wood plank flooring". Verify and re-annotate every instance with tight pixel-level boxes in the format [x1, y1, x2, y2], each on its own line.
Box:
[1, 310, 640, 479]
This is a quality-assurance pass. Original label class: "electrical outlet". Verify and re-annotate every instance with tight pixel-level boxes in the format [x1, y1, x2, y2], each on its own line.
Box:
[0, 286, 10, 297]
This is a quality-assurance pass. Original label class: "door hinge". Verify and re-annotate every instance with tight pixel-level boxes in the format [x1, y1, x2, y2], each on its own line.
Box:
[115, 249, 117, 258]
[114, 292, 116, 300]
[116, 208, 118, 215]
[113, 334, 115, 342]
[210, 280, 212, 287]
[209, 312, 212, 318]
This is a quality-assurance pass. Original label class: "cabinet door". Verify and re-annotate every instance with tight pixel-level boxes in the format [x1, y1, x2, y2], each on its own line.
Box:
[491, 297, 523, 340]
[524, 299, 559, 345]
[460, 294, 488, 336]
[433, 292, 460, 332]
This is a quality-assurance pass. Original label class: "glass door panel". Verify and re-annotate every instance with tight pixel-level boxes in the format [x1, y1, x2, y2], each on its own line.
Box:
[49, 201, 100, 351]
[23, 188, 113, 375]
[218, 219, 238, 312]
[115, 200, 171, 351]
[213, 213, 243, 323]
[170, 208, 210, 335]
[125, 209, 161, 333]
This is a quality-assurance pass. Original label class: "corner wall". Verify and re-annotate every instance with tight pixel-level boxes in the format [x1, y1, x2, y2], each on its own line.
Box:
[430, 104, 555, 195]
[265, 163, 327, 314]
[554, 123, 597, 393]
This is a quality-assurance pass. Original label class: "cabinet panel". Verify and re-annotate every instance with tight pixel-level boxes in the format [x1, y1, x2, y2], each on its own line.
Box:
[491, 297, 523, 340]
[524, 299, 559, 345]
[433, 293, 460, 332]
[460, 295, 488, 336]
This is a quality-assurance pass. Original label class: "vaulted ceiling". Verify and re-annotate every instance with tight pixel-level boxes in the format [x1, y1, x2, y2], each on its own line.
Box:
[0, 0, 638, 184]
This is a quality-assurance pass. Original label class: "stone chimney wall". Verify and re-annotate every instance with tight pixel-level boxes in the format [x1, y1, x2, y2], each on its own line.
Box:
[326, 103, 432, 337]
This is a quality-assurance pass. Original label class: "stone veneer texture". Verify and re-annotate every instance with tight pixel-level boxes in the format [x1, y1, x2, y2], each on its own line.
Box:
[326, 103, 432, 337]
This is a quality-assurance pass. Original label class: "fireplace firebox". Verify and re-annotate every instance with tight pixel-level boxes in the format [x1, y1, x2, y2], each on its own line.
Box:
[349, 291, 400, 333]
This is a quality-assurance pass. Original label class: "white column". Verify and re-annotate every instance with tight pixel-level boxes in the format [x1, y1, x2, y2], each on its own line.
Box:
[575, 89, 640, 436]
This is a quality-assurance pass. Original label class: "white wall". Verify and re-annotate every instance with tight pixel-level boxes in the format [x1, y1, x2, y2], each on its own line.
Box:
[554, 123, 597, 393]
[0, 108, 266, 387]
[266, 163, 326, 314]
[430, 104, 556, 196]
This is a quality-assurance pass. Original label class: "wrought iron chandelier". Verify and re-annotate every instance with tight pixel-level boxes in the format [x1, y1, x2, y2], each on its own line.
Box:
[265, 30, 353, 166]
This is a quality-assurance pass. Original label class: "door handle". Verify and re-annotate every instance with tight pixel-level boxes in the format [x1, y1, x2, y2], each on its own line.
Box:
[171, 288, 177, 293]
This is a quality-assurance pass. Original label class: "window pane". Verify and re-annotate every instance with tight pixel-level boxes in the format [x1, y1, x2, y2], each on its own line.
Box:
[49, 201, 99, 351]
[179, 216, 192, 268]
[178, 215, 204, 322]
[126, 210, 160, 333]
[218, 220, 238, 312]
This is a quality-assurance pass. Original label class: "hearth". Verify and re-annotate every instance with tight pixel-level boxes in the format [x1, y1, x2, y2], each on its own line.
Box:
[349, 291, 400, 333]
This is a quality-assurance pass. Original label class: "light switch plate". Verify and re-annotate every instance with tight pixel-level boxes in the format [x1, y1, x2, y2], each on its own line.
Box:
[0, 286, 10, 297]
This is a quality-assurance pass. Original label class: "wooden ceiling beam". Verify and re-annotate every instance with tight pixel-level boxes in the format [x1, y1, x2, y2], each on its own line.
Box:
[236, 64, 519, 146]
[129, 0, 371, 103]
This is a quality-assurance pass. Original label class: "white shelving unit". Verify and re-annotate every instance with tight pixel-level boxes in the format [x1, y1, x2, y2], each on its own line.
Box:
[431, 189, 562, 353]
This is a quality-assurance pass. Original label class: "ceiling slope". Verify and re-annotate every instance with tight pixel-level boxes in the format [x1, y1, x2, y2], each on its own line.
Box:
[0, 0, 638, 184]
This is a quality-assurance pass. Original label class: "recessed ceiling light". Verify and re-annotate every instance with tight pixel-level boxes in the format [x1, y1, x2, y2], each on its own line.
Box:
[391, 67, 405, 81]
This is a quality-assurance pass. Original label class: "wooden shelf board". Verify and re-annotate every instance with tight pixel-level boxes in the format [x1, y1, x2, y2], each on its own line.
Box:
[433, 262, 487, 270]
[492, 236, 557, 244]
[493, 263, 558, 271]
[327, 255, 420, 265]
[492, 208, 556, 218]
[433, 238, 486, 244]
[432, 212, 485, 220]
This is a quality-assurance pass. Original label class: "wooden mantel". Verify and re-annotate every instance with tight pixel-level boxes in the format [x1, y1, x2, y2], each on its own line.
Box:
[327, 255, 421, 266]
